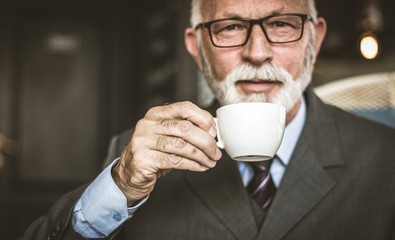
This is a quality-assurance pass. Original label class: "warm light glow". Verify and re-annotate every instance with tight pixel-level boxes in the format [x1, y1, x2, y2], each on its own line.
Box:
[360, 35, 379, 59]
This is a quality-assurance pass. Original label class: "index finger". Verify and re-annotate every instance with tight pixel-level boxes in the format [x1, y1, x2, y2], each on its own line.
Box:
[145, 101, 217, 137]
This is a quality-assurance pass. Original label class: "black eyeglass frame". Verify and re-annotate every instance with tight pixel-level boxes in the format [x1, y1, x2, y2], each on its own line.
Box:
[195, 13, 312, 48]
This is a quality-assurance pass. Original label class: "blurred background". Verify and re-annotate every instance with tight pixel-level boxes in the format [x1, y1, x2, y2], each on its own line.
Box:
[0, 0, 394, 238]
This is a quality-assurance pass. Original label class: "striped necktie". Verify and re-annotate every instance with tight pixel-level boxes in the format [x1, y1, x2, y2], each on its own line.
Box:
[247, 159, 276, 210]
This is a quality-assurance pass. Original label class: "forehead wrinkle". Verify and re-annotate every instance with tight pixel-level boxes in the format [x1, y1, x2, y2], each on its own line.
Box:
[200, 0, 218, 21]
[250, 0, 309, 16]
[201, 0, 309, 21]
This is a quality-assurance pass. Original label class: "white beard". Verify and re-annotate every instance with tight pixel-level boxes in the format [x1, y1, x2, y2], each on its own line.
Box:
[199, 28, 316, 112]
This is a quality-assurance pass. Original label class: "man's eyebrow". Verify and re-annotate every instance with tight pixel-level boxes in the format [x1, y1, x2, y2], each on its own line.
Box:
[219, 9, 286, 20]
[219, 12, 244, 19]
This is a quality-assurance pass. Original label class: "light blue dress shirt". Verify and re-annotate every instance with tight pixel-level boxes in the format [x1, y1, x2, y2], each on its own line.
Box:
[73, 98, 307, 238]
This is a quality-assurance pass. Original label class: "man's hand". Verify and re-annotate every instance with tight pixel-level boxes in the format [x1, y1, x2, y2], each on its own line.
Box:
[112, 101, 222, 206]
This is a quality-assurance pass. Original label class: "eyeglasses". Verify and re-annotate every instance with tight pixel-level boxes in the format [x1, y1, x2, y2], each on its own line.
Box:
[195, 13, 311, 48]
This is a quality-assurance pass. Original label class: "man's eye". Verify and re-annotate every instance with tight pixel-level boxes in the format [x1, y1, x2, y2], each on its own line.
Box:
[212, 21, 247, 35]
[225, 24, 239, 31]
[273, 21, 287, 27]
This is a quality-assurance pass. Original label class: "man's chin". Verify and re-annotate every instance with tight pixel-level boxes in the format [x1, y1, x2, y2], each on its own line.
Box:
[242, 94, 270, 103]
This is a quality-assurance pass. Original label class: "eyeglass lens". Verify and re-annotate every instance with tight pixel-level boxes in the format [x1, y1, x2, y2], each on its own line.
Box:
[210, 15, 305, 47]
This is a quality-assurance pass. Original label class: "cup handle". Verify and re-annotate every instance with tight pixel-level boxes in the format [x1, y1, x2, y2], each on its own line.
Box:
[214, 118, 224, 149]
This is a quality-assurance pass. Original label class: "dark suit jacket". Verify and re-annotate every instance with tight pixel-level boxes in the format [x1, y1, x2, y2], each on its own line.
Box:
[21, 89, 395, 240]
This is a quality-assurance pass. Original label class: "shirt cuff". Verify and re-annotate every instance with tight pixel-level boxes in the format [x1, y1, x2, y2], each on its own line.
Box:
[73, 158, 148, 237]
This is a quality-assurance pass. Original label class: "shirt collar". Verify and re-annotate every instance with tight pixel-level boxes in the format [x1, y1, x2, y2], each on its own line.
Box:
[276, 96, 307, 166]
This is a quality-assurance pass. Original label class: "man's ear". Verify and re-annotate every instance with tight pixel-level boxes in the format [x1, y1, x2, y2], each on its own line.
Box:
[312, 17, 327, 64]
[185, 28, 203, 70]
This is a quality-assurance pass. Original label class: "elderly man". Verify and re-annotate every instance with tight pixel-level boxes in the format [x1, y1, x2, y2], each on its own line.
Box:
[22, 0, 395, 239]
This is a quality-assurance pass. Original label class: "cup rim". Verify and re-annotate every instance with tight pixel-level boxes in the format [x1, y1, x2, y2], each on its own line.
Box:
[217, 102, 285, 111]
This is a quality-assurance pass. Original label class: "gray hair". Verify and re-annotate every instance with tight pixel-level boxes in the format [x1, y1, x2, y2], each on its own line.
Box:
[190, 0, 318, 27]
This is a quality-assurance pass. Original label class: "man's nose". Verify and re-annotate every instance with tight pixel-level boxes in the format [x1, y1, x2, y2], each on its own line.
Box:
[241, 24, 273, 66]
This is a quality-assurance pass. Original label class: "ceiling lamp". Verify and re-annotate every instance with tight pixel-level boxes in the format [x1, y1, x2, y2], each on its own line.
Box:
[359, 1, 383, 60]
[360, 32, 379, 60]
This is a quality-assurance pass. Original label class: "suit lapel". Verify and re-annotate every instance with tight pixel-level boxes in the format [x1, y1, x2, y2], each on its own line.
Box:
[184, 153, 258, 240]
[258, 89, 343, 240]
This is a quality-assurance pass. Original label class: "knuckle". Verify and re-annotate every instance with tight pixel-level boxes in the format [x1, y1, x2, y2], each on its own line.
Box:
[173, 137, 187, 149]
[156, 136, 168, 150]
[161, 119, 176, 129]
[153, 153, 167, 169]
[135, 119, 144, 128]
[145, 106, 160, 117]
[169, 154, 183, 166]
[179, 101, 193, 109]
[155, 153, 183, 168]
[178, 121, 193, 134]
[135, 119, 149, 132]
[153, 152, 162, 164]
[178, 101, 194, 115]
[156, 136, 187, 152]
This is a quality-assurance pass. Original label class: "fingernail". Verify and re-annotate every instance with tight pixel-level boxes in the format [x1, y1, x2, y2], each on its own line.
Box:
[209, 127, 217, 138]
[210, 160, 217, 168]
[215, 148, 222, 160]
[201, 166, 210, 171]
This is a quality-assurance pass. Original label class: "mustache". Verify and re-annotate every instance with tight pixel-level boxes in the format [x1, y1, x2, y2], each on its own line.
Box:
[223, 63, 293, 84]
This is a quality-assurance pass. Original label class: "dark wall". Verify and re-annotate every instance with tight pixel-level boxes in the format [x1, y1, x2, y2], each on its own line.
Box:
[0, 0, 196, 238]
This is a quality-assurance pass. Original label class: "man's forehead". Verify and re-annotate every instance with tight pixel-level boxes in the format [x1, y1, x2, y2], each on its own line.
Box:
[200, 0, 309, 20]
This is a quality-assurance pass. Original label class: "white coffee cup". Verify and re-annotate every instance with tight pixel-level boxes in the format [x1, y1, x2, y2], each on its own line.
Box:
[214, 102, 286, 162]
